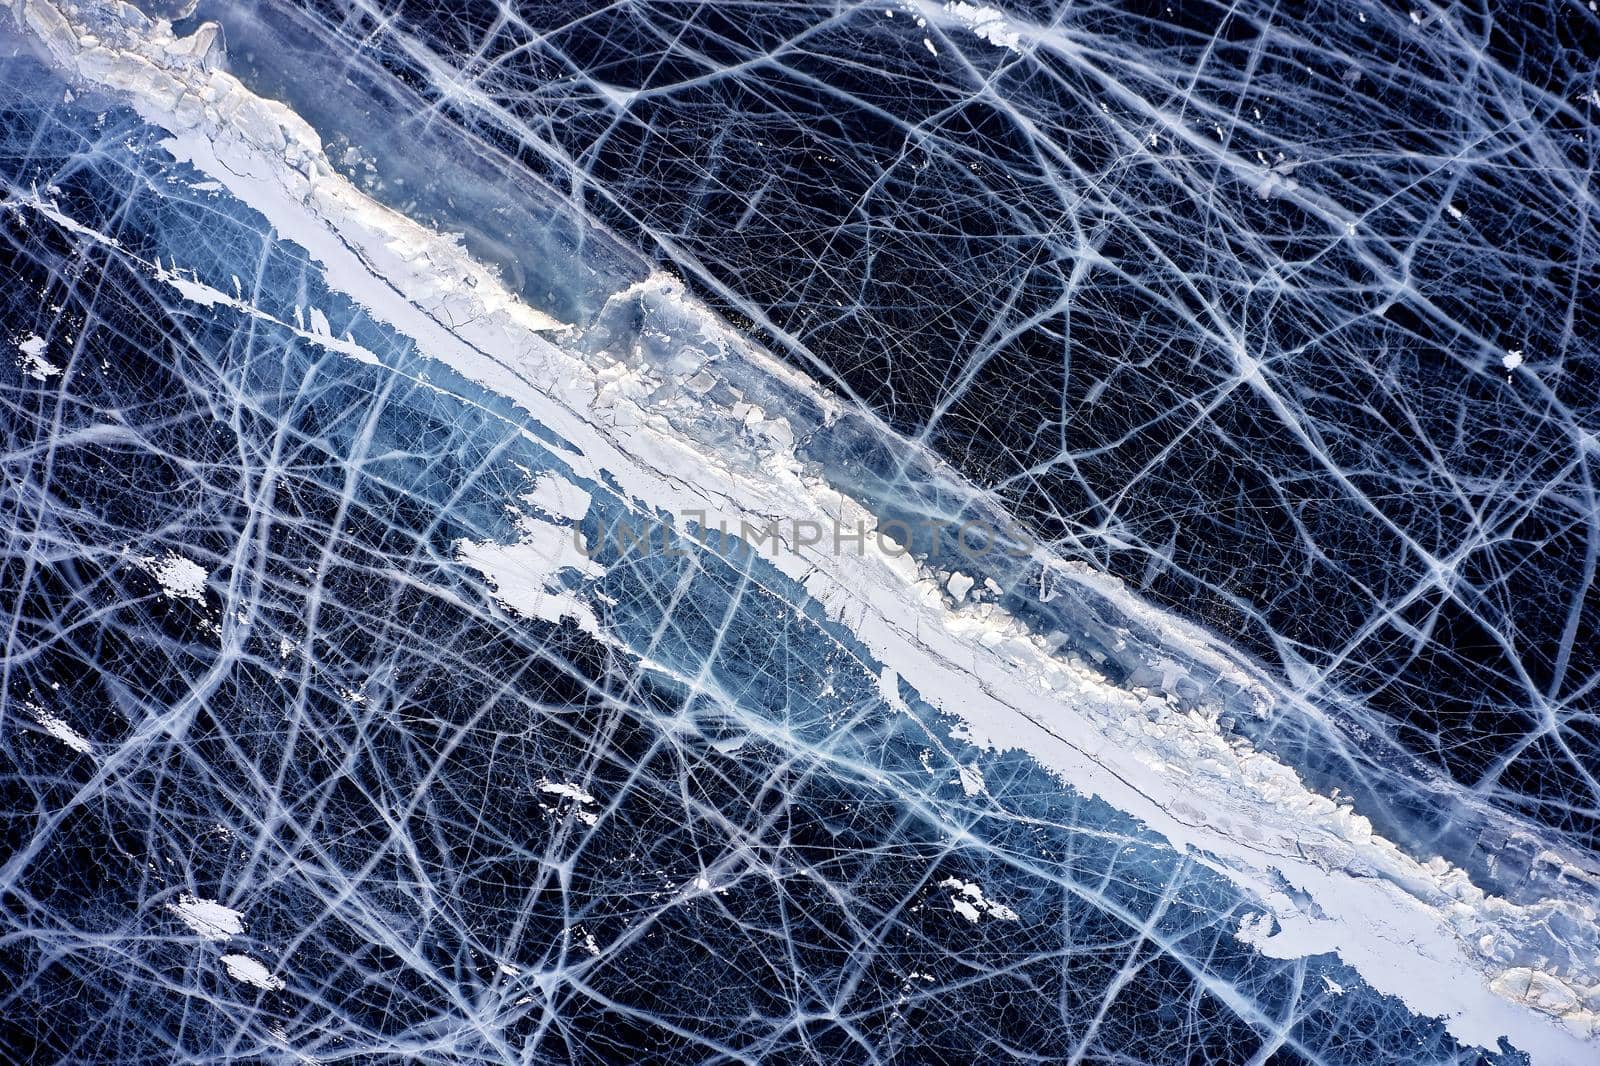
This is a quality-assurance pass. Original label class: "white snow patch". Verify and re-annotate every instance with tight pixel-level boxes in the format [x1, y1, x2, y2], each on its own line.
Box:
[140, 551, 208, 600]
[1235, 911, 1276, 948]
[221, 953, 285, 991]
[939, 877, 1019, 921]
[539, 779, 599, 826]
[456, 515, 605, 635]
[943, 3, 1023, 51]
[16, 334, 60, 379]
[877, 665, 911, 714]
[956, 764, 985, 796]
[169, 895, 244, 941]
[1503, 349, 1524, 371]
[524, 474, 591, 521]
[28, 705, 92, 754]
[539, 780, 597, 805]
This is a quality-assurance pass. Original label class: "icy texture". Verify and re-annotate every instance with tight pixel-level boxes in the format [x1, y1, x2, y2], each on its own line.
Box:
[208, 0, 1600, 883]
[0, 1, 1596, 1064]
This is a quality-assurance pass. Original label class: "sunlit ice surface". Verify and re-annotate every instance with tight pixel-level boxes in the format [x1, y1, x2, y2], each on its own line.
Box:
[0, 1, 1596, 1063]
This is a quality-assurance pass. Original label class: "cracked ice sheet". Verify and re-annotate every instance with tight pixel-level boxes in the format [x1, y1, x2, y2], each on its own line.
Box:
[238, 0, 1600, 906]
[1, 2, 1595, 1064]
[14, 0, 1592, 1053]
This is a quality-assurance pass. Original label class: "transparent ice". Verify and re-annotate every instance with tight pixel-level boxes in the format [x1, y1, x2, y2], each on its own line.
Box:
[0, 1, 1596, 1063]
